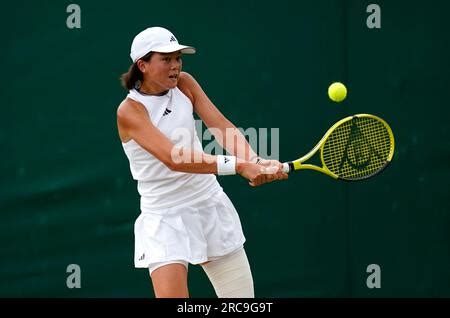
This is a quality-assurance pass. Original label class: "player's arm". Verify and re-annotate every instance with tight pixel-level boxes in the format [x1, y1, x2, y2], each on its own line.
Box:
[116, 98, 265, 183]
[177, 72, 259, 163]
[178, 72, 287, 182]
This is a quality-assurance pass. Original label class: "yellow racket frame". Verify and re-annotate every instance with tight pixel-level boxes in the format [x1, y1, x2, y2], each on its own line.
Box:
[285, 114, 395, 180]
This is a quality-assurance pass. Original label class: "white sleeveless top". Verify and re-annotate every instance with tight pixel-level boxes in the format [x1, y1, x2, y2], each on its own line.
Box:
[121, 87, 221, 211]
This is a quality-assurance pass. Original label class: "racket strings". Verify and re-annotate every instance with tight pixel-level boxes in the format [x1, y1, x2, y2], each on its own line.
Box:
[322, 117, 392, 180]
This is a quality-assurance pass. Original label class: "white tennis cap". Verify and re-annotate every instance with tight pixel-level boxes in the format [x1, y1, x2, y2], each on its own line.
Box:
[130, 27, 196, 62]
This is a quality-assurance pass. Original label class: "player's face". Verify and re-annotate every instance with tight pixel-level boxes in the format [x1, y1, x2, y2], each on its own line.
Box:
[144, 51, 182, 90]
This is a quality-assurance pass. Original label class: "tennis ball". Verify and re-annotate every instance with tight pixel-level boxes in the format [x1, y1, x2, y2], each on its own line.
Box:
[328, 82, 347, 102]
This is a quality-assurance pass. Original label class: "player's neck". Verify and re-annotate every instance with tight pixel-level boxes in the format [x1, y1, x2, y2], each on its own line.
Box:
[137, 82, 169, 96]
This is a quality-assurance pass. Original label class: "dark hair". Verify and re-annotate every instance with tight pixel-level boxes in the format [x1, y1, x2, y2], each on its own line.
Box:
[120, 52, 153, 90]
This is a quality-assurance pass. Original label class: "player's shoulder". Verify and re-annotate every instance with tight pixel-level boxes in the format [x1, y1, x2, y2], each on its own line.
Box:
[117, 97, 146, 119]
[117, 97, 137, 113]
[178, 71, 198, 89]
[178, 71, 195, 83]
[178, 71, 196, 103]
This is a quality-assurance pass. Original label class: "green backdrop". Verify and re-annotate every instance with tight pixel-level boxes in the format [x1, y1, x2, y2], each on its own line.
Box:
[1, 0, 449, 297]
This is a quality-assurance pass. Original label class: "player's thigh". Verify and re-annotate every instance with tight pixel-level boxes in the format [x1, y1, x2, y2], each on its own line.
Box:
[150, 263, 189, 298]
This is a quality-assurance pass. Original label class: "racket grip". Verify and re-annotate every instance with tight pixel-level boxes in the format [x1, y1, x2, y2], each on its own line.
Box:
[282, 162, 291, 173]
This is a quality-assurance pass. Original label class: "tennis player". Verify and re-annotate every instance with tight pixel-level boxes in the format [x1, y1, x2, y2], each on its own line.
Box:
[117, 27, 288, 298]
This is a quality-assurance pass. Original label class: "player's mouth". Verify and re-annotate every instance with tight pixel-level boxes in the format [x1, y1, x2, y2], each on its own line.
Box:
[169, 73, 178, 80]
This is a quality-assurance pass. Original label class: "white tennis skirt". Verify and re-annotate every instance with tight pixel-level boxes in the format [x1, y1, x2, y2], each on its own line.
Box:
[134, 189, 246, 268]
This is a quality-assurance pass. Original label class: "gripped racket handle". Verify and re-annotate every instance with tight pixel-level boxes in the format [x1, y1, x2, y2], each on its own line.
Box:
[282, 162, 292, 173]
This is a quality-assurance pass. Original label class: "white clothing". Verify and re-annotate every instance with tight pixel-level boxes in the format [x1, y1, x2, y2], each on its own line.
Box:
[120, 88, 246, 268]
[122, 87, 221, 210]
[134, 189, 245, 267]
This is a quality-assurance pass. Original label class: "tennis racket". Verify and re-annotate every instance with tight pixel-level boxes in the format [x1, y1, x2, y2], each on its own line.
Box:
[282, 114, 395, 181]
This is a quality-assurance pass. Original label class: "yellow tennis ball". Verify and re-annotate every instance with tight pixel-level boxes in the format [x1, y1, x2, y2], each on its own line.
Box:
[328, 82, 347, 102]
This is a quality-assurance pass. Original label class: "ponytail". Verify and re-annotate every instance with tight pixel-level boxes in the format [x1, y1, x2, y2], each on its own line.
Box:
[119, 52, 153, 90]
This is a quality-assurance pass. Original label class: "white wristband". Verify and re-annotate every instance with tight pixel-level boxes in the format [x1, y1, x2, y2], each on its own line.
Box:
[217, 155, 237, 175]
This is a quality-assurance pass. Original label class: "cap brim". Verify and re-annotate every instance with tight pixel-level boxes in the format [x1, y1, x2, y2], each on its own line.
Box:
[152, 43, 196, 54]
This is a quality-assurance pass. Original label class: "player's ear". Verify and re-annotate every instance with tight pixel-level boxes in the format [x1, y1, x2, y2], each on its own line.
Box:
[136, 60, 147, 73]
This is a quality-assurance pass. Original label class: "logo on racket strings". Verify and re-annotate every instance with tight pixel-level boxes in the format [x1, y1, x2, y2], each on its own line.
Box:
[339, 118, 381, 172]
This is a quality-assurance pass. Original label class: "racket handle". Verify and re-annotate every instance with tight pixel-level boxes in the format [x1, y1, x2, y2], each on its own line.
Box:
[282, 162, 291, 173]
